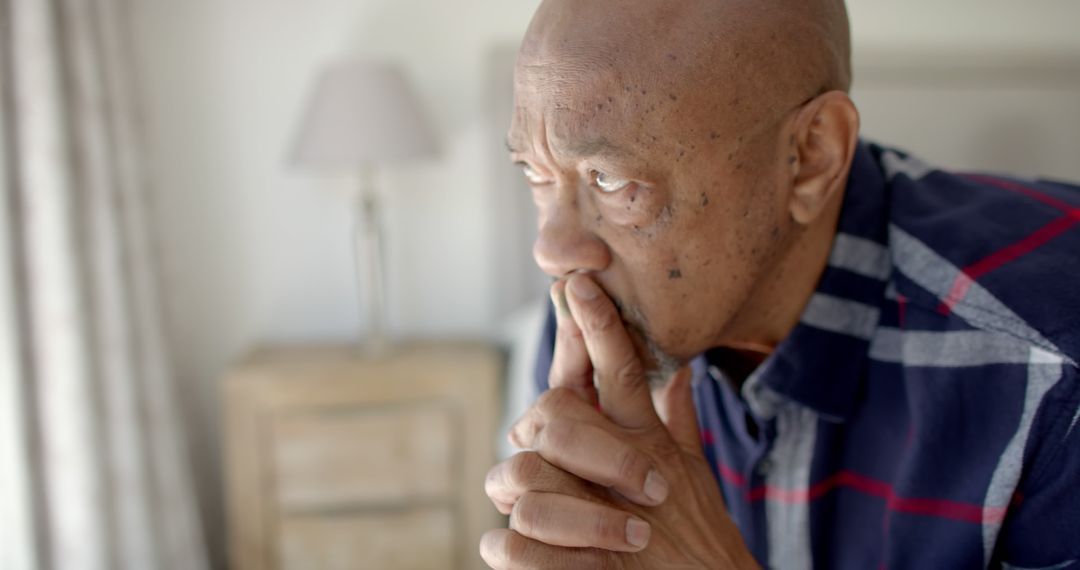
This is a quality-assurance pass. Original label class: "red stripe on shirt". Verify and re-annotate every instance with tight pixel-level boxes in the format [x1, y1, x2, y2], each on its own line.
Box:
[938, 214, 1079, 314]
[720, 463, 1007, 524]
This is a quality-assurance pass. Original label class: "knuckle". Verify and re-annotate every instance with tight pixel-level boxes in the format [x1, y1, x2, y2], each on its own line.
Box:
[507, 451, 544, 487]
[537, 386, 577, 415]
[509, 492, 546, 537]
[614, 447, 650, 487]
[535, 417, 578, 453]
[612, 356, 644, 389]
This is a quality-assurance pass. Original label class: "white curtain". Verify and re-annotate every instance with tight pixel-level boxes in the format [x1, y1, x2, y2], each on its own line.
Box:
[0, 0, 209, 568]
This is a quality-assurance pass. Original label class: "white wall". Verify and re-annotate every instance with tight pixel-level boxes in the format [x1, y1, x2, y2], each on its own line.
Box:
[131, 1, 542, 564]
[130, 1, 1080, 565]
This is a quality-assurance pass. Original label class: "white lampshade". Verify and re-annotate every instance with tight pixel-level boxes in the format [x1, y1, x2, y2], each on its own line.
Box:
[289, 60, 438, 168]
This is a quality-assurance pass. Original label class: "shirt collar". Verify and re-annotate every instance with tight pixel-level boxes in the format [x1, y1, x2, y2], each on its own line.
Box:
[708, 141, 891, 422]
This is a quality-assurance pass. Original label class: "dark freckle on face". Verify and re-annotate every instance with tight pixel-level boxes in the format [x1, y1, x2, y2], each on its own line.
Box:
[770, 226, 780, 240]
[630, 194, 636, 203]
[727, 152, 734, 161]
[607, 97, 613, 103]
[735, 162, 744, 171]
[666, 53, 677, 61]
[787, 155, 797, 165]
[710, 131, 719, 140]
[668, 268, 683, 279]
[641, 89, 647, 95]
[669, 93, 678, 102]
[595, 214, 603, 223]
[700, 193, 710, 207]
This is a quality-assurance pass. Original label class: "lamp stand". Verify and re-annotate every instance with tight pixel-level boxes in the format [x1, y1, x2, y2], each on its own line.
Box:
[353, 165, 390, 356]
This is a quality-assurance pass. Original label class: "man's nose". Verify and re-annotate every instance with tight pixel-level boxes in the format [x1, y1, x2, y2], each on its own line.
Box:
[532, 204, 612, 278]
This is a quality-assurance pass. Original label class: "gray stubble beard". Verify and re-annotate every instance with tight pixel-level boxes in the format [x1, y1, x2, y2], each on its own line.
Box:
[612, 298, 684, 389]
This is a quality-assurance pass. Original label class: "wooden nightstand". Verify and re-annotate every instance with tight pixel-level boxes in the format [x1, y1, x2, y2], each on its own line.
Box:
[224, 342, 502, 569]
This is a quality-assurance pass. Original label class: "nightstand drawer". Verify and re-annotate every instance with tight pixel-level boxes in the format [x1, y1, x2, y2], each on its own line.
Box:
[278, 507, 456, 570]
[271, 402, 457, 509]
[225, 343, 500, 569]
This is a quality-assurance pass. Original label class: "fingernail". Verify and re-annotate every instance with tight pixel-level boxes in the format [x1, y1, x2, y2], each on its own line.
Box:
[568, 275, 599, 301]
[553, 288, 570, 317]
[644, 469, 669, 504]
[626, 517, 651, 549]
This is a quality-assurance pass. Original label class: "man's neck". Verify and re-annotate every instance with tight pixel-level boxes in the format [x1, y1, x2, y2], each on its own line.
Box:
[715, 182, 847, 360]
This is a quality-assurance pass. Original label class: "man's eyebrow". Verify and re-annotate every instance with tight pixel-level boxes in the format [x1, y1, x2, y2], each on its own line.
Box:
[562, 136, 633, 159]
[504, 135, 634, 159]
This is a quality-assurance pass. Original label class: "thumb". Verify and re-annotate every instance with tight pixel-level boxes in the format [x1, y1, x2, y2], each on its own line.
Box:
[653, 366, 705, 456]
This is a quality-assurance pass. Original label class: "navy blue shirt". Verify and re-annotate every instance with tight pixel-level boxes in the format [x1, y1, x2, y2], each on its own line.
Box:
[535, 142, 1080, 569]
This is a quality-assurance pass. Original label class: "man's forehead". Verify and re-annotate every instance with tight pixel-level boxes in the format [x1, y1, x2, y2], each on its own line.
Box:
[508, 59, 637, 154]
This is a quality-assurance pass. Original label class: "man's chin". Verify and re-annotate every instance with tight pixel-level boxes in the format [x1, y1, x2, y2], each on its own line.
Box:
[608, 295, 684, 388]
[625, 323, 684, 389]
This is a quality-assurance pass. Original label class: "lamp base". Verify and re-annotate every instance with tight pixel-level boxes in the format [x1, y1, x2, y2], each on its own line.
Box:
[352, 166, 392, 361]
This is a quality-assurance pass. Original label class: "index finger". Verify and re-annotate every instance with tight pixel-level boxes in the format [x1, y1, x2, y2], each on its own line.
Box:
[547, 280, 597, 405]
[564, 274, 659, 430]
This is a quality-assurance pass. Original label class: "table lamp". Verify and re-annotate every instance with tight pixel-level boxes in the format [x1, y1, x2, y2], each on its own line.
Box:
[289, 59, 437, 354]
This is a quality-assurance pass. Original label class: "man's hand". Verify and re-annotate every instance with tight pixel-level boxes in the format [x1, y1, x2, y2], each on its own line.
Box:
[481, 275, 759, 569]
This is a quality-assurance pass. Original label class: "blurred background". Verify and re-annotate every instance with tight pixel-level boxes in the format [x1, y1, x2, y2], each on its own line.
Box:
[2, 1, 1079, 569]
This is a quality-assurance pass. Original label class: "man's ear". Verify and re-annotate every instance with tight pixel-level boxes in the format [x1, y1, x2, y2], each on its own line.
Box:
[787, 91, 860, 225]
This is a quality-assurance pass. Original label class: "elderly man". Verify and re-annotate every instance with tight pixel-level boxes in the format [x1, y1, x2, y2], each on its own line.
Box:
[483, 0, 1080, 568]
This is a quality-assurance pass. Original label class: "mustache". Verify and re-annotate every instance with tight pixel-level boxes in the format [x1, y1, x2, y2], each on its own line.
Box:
[549, 277, 650, 340]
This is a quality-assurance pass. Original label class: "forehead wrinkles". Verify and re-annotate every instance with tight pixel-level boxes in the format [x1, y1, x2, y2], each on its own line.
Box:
[515, 49, 619, 101]
[512, 55, 634, 155]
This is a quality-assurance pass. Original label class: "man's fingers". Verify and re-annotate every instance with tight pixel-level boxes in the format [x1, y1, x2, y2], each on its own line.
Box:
[653, 366, 704, 456]
[480, 529, 616, 570]
[548, 280, 598, 404]
[529, 417, 669, 506]
[565, 274, 658, 430]
[511, 492, 652, 553]
[508, 387, 597, 450]
[484, 450, 594, 515]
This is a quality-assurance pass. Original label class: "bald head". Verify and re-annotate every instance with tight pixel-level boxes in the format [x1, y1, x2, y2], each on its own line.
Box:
[517, 0, 850, 140]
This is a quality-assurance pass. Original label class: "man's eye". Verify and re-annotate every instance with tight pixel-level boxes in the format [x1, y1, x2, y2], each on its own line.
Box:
[520, 163, 549, 185]
[591, 170, 632, 193]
